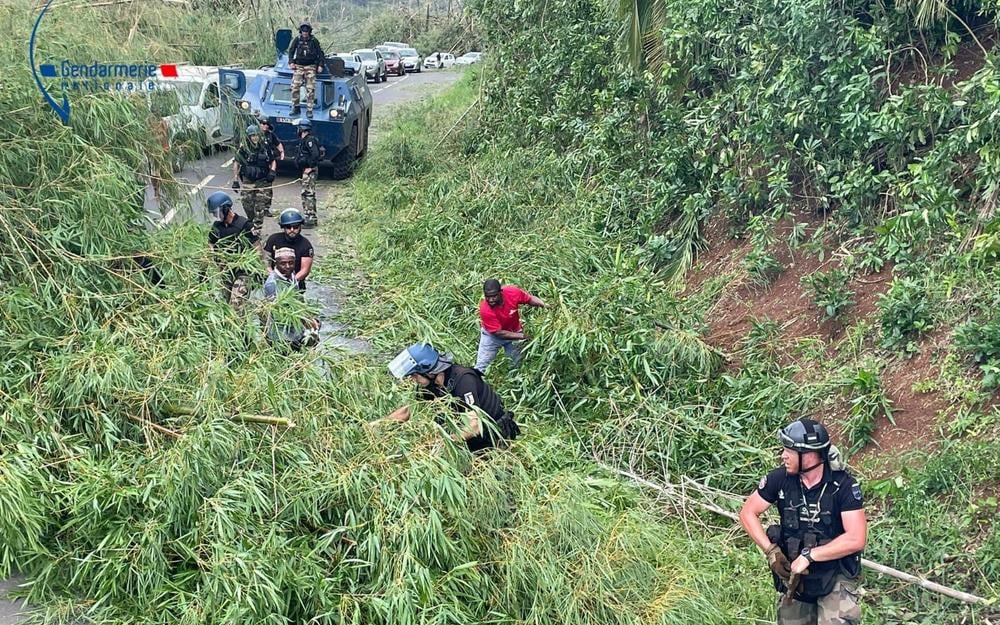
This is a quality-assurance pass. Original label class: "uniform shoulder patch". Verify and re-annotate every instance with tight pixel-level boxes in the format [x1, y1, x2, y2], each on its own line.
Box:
[463, 392, 476, 406]
[851, 482, 863, 502]
[758, 476, 767, 490]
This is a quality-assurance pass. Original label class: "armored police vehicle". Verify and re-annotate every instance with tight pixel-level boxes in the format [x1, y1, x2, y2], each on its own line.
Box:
[219, 29, 373, 179]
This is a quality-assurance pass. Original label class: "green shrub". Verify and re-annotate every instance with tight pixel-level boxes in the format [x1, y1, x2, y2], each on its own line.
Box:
[801, 269, 854, 321]
[954, 317, 1000, 388]
[878, 277, 933, 351]
[839, 364, 894, 454]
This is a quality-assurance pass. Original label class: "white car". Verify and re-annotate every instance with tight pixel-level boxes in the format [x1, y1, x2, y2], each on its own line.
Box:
[382, 41, 410, 49]
[150, 65, 225, 151]
[423, 52, 455, 69]
[455, 52, 483, 65]
[397, 47, 422, 73]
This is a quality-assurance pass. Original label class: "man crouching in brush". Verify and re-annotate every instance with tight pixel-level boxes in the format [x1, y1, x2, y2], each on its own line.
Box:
[383, 343, 520, 453]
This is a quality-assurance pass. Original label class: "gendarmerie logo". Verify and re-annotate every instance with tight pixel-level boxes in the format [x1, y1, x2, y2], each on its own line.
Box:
[29, 0, 179, 124]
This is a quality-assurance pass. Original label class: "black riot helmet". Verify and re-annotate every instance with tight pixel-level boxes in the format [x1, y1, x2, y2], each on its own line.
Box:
[299, 22, 312, 33]
[779, 418, 831, 473]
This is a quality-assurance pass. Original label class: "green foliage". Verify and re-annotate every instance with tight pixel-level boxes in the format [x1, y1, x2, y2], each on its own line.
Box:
[954, 315, 1000, 388]
[801, 269, 855, 321]
[839, 363, 895, 454]
[743, 216, 782, 287]
[878, 276, 934, 351]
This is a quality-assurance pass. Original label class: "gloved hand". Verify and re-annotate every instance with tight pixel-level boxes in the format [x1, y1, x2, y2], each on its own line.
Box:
[266, 170, 276, 183]
[232, 180, 240, 190]
[766, 543, 791, 581]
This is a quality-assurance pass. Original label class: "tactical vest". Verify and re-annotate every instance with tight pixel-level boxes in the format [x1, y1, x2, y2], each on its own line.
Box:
[770, 470, 861, 602]
[239, 144, 272, 181]
[445, 365, 520, 444]
[291, 38, 322, 66]
[296, 136, 321, 169]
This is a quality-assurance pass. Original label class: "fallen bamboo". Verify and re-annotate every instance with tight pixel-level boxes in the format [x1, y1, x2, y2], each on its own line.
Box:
[600, 463, 991, 606]
[232, 414, 295, 428]
[127, 414, 180, 438]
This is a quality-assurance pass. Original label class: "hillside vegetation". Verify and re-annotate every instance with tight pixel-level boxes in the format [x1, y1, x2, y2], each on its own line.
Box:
[3, 2, 762, 625]
[338, 0, 1000, 620]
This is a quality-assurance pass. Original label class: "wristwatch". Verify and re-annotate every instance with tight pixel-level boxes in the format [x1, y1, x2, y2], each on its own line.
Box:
[800, 548, 815, 563]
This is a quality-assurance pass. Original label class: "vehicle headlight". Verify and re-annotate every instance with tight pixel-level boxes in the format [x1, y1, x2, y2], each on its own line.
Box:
[238, 100, 250, 110]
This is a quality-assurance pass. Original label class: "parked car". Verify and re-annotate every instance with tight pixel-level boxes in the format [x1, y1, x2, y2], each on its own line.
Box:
[148, 65, 233, 167]
[352, 48, 387, 83]
[423, 52, 455, 69]
[383, 50, 405, 76]
[335, 53, 363, 76]
[455, 52, 483, 65]
[397, 47, 422, 73]
[375, 45, 398, 55]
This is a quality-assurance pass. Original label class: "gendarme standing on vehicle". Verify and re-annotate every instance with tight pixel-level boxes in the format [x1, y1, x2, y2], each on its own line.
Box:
[739, 418, 867, 625]
[287, 23, 325, 118]
[295, 120, 322, 228]
[232, 124, 276, 237]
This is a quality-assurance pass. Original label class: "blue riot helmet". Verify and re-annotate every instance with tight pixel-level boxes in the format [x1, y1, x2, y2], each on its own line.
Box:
[207, 191, 233, 218]
[278, 208, 305, 227]
[246, 124, 260, 139]
[388, 343, 454, 379]
[299, 22, 312, 33]
[297, 119, 312, 133]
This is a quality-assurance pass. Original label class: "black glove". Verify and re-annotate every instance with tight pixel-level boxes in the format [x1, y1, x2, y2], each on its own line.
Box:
[232, 180, 240, 190]
[266, 170, 276, 183]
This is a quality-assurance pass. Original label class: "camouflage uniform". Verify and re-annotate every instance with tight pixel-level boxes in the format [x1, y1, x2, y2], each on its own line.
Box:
[241, 179, 270, 237]
[236, 139, 274, 238]
[777, 576, 861, 625]
[291, 66, 318, 115]
[295, 131, 322, 227]
[301, 168, 318, 224]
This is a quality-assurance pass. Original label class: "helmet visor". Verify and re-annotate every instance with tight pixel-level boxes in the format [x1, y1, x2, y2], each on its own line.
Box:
[388, 349, 419, 379]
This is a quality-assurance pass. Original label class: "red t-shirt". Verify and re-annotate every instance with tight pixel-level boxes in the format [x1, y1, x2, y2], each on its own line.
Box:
[479, 285, 531, 333]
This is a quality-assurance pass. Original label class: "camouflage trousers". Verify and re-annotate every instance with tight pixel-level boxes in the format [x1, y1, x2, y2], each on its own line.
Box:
[261, 182, 273, 216]
[240, 178, 270, 237]
[301, 168, 317, 224]
[777, 576, 861, 625]
[291, 66, 318, 113]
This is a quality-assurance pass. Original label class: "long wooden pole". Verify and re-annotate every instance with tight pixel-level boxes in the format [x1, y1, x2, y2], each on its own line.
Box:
[601, 464, 990, 606]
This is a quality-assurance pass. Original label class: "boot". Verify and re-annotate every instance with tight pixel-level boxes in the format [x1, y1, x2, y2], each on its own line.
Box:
[291, 105, 301, 115]
[306, 109, 313, 119]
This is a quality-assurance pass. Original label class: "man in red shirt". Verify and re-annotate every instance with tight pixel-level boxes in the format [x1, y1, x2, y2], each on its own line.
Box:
[476, 279, 547, 373]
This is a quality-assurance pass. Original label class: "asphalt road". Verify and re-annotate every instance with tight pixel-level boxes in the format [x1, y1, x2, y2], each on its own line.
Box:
[142, 69, 461, 228]
[1, 67, 463, 625]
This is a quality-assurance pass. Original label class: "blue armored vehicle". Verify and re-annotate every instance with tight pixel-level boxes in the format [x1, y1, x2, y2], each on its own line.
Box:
[219, 29, 373, 179]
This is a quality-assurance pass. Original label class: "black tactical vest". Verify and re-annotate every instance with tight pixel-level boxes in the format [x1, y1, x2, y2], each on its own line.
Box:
[239, 143, 272, 181]
[771, 470, 862, 601]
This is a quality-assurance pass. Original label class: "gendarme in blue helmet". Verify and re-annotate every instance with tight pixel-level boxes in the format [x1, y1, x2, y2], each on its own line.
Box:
[778, 417, 830, 453]
[246, 124, 260, 136]
[297, 119, 312, 131]
[278, 208, 305, 227]
[206, 191, 233, 215]
[389, 343, 453, 379]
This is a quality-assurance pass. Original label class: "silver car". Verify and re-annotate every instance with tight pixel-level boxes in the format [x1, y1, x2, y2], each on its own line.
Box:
[352, 48, 387, 83]
[398, 47, 422, 73]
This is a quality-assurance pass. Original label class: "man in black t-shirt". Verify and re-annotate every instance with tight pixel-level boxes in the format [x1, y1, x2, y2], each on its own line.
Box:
[262, 208, 314, 293]
[384, 342, 520, 453]
[739, 418, 866, 624]
[206, 191, 260, 306]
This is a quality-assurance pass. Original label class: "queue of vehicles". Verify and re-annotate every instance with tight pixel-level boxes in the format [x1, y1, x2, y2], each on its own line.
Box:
[148, 38, 482, 173]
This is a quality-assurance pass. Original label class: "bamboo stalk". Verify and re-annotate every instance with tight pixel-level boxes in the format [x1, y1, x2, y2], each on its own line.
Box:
[600, 463, 990, 606]
[127, 414, 180, 438]
[232, 414, 295, 427]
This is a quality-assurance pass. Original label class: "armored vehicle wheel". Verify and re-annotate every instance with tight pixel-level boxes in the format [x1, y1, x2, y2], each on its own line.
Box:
[331, 123, 359, 180]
